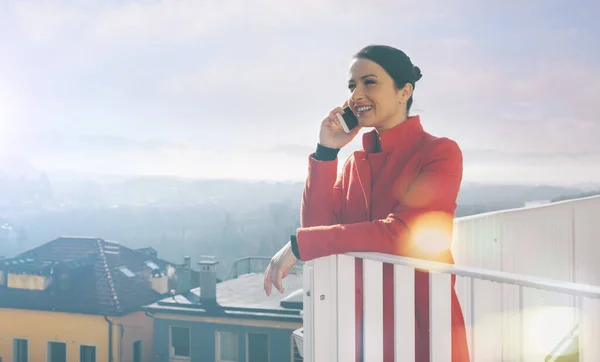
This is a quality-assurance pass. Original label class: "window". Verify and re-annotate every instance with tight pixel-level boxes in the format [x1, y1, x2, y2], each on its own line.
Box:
[79, 345, 96, 362]
[170, 326, 191, 358]
[247, 333, 269, 362]
[216, 331, 238, 362]
[48, 342, 66, 362]
[119, 266, 135, 277]
[133, 341, 142, 362]
[145, 261, 160, 270]
[13, 339, 28, 362]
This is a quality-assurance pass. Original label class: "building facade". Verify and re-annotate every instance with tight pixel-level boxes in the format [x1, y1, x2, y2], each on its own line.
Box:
[145, 258, 303, 362]
[0, 237, 197, 362]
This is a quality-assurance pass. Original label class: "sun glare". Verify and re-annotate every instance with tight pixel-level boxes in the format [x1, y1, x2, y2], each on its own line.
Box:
[410, 211, 454, 255]
[473, 305, 578, 360]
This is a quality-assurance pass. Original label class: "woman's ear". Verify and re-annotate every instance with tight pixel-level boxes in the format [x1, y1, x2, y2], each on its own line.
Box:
[398, 83, 413, 104]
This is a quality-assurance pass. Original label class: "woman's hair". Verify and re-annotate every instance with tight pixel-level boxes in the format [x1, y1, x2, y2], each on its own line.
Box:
[354, 45, 422, 113]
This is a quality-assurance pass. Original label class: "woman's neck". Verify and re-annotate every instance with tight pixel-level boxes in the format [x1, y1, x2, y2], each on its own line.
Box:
[375, 110, 408, 134]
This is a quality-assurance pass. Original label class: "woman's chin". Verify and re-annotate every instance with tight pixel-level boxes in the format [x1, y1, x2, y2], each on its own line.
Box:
[358, 117, 377, 128]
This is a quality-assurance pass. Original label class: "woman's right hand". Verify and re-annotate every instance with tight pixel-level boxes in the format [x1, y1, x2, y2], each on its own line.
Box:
[319, 103, 362, 149]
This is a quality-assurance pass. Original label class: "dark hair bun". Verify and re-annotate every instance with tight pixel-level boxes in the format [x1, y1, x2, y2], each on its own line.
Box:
[413, 66, 422, 82]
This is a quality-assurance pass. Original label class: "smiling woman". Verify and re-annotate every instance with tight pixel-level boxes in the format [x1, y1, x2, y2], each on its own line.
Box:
[263, 44, 470, 361]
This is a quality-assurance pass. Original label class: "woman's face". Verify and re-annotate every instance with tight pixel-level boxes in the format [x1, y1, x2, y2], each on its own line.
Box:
[347, 58, 412, 132]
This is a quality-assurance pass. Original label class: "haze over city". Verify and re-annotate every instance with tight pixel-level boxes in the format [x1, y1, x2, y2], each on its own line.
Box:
[1, 0, 599, 185]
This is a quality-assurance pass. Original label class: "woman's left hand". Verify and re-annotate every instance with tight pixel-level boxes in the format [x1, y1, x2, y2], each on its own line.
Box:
[264, 241, 299, 296]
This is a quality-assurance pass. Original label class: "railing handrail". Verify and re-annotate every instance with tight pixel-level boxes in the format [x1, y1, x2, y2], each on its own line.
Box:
[453, 193, 600, 222]
[346, 252, 600, 299]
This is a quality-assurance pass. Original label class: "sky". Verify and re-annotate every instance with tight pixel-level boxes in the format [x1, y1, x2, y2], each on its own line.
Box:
[0, 0, 599, 185]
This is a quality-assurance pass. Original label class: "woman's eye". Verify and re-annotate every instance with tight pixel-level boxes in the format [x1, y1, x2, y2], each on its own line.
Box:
[348, 84, 356, 90]
[365, 80, 375, 85]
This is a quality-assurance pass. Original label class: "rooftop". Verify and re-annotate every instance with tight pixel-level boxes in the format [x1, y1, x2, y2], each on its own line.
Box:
[0, 236, 188, 316]
[145, 272, 303, 322]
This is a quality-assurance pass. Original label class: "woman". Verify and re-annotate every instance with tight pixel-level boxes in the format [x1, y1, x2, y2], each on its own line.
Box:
[264, 45, 470, 361]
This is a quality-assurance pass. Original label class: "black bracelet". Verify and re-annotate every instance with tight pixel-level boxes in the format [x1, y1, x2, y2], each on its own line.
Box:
[290, 234, 301, 260]
[314, 143, 340, 161]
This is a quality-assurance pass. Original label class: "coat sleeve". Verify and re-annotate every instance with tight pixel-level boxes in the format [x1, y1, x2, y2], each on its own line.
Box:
[300, 154, 345, 227]
[296, 138, 463, 262]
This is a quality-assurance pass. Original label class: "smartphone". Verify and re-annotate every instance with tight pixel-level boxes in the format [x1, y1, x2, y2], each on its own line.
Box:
[336, 106, 359, 133]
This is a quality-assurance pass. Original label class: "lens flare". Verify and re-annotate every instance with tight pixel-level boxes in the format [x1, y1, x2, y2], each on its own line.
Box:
[472, 305, 578, 360]
[410, 211, 454, 255]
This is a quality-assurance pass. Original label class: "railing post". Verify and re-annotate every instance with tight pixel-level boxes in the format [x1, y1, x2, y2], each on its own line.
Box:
[363, 259, 384, 362]
[310, 256, 338, 362]
[337, 255, 356, 361]
[303, 262, 313, 362]
[394, 264, 415, 362]
[430, 272, 452, 362]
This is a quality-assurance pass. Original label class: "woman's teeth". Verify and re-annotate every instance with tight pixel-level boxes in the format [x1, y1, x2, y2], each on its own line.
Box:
[357, 105, 373, 112]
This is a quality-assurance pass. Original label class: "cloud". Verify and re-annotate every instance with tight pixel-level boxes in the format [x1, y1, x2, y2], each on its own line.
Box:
[3, 0, 599, 184]
[463, 149, 600, 165]
[414, 46, 600, 155]
[16, 131, 194, 154]
[260, 144, 315, 158]
[11, 0, 445, 46]
[11, 1, 90, 43]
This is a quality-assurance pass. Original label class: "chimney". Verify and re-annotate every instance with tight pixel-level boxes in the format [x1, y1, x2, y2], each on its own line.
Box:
[197, 255, 218, 306]
[150, 270, 169, 294]
[177, 256, 192, 293]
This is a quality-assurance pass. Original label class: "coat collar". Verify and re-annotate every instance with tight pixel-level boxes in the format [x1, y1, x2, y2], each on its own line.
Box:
[361, 115, 424, 153]
[352, 115, 425, 219]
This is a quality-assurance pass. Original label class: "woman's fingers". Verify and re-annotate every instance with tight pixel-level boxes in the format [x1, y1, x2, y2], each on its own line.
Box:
[329, 106, 344, 118]
[263, 263, 272, 296]
[264, 260, 285, 296]
[321, 106, 345, 129]
[266, 263, 291, 296]
[327, 109, 343, 128]
[274, 268, 285, 294]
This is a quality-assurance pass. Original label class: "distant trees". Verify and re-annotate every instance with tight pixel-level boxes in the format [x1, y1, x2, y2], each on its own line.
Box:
[551, 190, 600, 202]
[1, 177, 598, 279]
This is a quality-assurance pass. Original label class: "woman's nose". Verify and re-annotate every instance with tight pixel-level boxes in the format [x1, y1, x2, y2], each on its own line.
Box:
[350, 88, 364, 103]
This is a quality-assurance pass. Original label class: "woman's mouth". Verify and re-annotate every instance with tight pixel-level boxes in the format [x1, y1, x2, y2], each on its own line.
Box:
[356, 105, 373, 116]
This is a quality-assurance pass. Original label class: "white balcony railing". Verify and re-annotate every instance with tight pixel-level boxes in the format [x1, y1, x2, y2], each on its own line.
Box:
[301, 252, 600, 362]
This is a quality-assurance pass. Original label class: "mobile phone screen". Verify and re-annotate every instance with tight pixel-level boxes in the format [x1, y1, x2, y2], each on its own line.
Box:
[341, 106, 359, 132]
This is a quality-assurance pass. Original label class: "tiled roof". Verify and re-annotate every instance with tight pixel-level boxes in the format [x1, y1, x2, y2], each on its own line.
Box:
[0, 237, 180, 316]
[144, 272, 303, 323]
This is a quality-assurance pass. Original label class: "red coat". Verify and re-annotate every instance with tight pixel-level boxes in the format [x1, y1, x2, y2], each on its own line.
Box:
[296, 115, 470, 361]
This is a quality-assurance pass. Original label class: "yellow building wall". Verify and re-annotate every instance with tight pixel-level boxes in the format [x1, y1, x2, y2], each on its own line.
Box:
[113, 311, 154, 362]
[0, 308, 154, 362]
